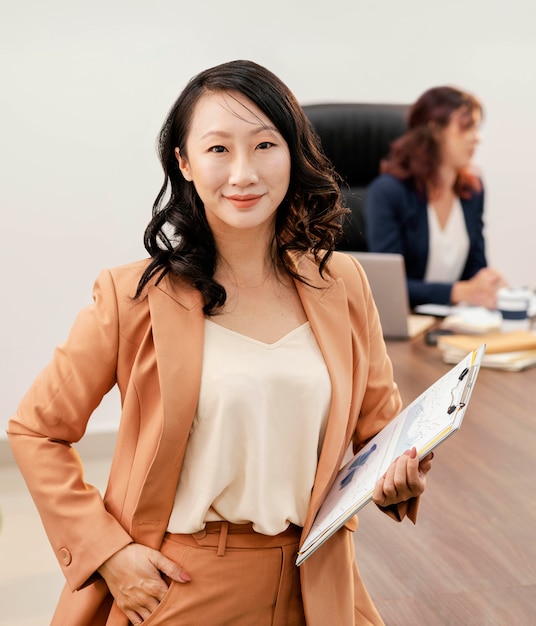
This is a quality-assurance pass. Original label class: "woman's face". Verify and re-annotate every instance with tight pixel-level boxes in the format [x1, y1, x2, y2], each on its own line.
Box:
[440, 107, 481, 172]
[176, 90, 291, 239]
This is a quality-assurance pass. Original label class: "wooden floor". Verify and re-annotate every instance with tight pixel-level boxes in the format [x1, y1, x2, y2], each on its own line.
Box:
[354, 337, 536, 626]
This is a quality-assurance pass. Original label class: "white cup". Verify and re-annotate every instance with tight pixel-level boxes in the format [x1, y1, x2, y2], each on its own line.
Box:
[497, 287, 531, 332]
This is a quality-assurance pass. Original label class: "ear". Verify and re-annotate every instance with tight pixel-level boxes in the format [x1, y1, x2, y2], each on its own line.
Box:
[175, 147, 193, 182]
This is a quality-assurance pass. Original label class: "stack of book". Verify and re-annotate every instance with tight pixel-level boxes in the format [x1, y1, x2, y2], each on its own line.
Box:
[437, 330, 536, 372]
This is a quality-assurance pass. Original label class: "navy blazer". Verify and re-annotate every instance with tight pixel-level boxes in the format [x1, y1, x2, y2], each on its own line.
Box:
[365, 173, 488, 308]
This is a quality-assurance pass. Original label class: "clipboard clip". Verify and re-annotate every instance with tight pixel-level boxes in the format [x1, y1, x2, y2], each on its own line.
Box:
[447, 366, 474, 414]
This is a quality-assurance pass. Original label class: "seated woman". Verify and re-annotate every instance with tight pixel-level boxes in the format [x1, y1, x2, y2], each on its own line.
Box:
[365, 86, 505, 309]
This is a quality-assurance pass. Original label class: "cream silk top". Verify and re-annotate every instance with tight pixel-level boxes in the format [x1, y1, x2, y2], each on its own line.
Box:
[167, 319, 332, 535]
[425, 197, 470, 283]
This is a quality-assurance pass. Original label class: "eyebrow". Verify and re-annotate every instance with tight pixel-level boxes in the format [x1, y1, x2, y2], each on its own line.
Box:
[200, 125, 279, 140]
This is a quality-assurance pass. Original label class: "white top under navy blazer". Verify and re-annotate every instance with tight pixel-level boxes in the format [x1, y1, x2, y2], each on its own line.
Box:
[365, 173, 488, 308]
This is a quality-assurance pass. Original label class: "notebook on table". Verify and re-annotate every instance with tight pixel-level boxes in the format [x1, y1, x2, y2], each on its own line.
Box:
[345, 252, 436, 339]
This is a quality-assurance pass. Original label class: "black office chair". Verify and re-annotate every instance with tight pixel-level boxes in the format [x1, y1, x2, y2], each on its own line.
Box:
[302, 103, 408, 251]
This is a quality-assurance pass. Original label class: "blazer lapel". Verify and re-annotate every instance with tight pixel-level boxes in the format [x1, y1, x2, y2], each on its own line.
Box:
[132, 276, 205, 544]
[293, 257, 354, 538]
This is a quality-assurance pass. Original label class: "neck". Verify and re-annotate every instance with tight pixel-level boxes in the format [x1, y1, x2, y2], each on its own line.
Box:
[213, 234, 278, 288]
[429, 164, 457, 199]
[217, 257, 278, 289]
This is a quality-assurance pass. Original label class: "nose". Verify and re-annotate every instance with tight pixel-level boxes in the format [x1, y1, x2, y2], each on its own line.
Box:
[228, 152, 259, 187]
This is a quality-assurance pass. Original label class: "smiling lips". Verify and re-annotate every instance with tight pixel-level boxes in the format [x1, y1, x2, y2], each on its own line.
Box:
[225, 194, 264, 209]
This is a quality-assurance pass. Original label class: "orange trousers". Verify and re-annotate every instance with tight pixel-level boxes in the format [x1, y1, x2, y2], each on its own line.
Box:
[142, 521, 306, 625]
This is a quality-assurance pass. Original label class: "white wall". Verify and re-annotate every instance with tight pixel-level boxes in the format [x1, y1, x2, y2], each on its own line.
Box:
[2, 0, 535, 434]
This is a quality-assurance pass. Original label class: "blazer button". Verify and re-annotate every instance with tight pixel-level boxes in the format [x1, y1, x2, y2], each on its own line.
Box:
[59, 548, 72, 566]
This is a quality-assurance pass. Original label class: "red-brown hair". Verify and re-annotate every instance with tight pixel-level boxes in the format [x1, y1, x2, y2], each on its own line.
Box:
[381, 86, 483, 198]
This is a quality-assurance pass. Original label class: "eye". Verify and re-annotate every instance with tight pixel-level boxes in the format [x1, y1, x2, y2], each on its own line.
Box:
[257, 141, 275, 150]
[209, 145, 227, 153]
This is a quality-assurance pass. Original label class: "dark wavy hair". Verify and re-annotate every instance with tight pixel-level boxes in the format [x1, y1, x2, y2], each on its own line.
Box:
[381, 86, 483, 198]
[135, 60, 348, 313]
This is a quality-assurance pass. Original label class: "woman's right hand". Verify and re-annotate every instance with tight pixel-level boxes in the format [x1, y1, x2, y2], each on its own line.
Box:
[97, 542, 191, 625]
[451, 267, 506, 309]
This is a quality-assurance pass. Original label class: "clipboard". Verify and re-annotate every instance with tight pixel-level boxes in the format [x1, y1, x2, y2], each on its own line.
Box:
[296, 344, 486, 566]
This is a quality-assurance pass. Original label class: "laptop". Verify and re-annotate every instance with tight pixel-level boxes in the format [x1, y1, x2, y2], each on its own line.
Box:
[345, 252, 436, 339]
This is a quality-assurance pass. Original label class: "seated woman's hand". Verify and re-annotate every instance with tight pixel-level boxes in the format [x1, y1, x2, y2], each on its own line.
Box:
[372, 447, 433, 508]
[452, 267, 507, 309]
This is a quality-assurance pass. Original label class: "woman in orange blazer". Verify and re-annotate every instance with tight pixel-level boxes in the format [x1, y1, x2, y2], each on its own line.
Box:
[8, 60, 432, 626]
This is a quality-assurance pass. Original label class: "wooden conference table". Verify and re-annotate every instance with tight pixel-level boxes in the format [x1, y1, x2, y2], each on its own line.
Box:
[354, 334, 536, 626]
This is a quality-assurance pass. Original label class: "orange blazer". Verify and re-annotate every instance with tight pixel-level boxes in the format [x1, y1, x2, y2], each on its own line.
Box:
[8, 251, 416, 626]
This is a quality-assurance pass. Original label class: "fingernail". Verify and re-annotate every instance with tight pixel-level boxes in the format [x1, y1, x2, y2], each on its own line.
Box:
[179, 571, 192, 582]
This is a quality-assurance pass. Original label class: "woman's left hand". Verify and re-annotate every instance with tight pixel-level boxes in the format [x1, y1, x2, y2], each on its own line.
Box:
[372, 447, 434, 507]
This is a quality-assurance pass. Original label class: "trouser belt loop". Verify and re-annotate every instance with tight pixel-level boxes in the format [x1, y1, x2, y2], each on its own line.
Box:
[217, 521, 229, 557]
